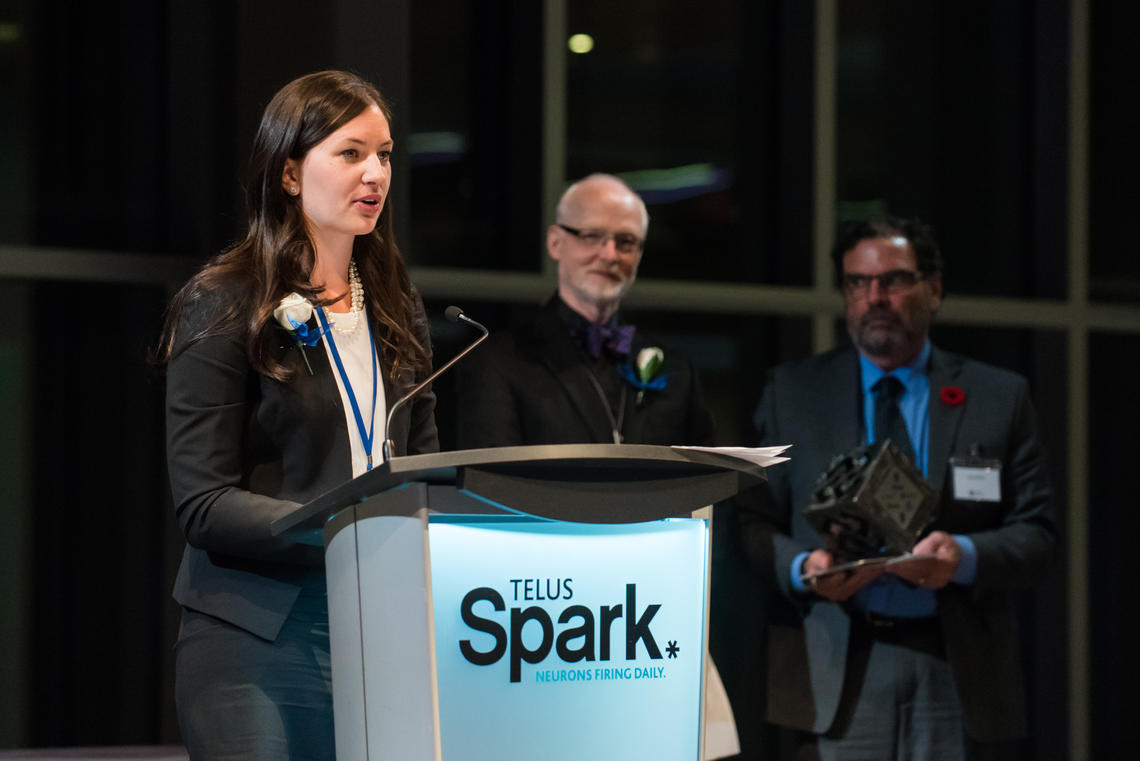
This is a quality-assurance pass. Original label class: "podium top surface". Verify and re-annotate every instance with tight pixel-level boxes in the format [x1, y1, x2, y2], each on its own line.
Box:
[270, 444, 767, 537]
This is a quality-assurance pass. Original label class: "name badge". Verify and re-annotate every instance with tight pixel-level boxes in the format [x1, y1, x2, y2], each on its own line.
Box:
[950, 456, 1002, 502]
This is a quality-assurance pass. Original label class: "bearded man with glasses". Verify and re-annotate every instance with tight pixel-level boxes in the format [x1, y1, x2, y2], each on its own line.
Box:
[737, 215, 1056, 761]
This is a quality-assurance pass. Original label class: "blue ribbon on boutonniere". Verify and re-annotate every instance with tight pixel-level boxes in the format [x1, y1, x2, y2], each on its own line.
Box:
[622, 346, 667, 405]
[619, 363, 668, 390]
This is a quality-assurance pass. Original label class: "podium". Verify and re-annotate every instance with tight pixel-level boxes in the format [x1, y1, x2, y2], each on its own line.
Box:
[270, 444, 765, 761]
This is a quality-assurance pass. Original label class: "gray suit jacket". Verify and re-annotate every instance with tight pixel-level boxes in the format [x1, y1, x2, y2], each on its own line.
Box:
[165, 285, 439, 640]
[740, 345, 1055, 742]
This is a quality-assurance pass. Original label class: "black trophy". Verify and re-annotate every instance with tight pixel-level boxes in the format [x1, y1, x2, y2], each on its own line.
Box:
[804, 440, 939, 564]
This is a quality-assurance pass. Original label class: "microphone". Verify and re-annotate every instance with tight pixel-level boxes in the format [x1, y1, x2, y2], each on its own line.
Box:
[381, 306, 489, 463]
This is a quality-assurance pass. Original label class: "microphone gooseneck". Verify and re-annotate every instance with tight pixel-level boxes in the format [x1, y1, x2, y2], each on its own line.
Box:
[381, 306, 489, 463]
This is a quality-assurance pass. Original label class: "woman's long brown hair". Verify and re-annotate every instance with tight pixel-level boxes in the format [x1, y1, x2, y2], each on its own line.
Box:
[155, 70, 428, 383]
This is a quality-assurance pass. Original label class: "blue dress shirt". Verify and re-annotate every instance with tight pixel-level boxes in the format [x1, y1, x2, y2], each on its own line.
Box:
[791, 342, 978, 616]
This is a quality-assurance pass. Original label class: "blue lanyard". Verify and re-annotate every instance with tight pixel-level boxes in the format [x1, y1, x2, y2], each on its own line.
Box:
[315, 308, 378, 471]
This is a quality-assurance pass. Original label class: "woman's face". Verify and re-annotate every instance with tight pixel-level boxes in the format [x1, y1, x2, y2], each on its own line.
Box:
[283, 104, 392, 250]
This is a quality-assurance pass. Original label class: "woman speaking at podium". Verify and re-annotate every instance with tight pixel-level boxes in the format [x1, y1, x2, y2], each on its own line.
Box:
[156, 70, 439, 760]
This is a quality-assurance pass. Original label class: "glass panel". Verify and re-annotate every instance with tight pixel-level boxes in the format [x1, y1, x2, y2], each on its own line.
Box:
[564, 0, 814, 286]
[0, 10, 30, 245]
[10, 4, 171, 252]
[2, 2, 414, 259]
[1089, 1, 1140, 303]
[835, 0, 1068, 299]
[1089, 332, 1139, 760]
[23, 279, 172, 744]
[408, 1, 544, 270]
[0, 280, 31, 743]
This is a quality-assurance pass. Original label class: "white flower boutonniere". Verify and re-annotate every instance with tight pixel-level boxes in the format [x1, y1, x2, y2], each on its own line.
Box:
[620, 346, 668, 405]
[273, 293, 323, 374]
[637, 347, 664, 384]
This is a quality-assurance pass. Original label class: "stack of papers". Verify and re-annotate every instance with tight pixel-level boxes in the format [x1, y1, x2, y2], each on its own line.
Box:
[672, 444, 792, 468]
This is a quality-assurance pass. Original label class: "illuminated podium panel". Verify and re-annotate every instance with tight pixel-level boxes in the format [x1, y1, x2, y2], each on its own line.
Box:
[430, 517, 706, 760]
[271, 445, 764, 761]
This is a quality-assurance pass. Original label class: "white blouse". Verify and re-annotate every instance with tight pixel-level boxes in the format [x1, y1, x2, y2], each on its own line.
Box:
[320, 308, 386, 478]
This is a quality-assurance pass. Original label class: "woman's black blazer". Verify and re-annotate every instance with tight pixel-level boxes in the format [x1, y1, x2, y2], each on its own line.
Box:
[165, 285, 439, 640]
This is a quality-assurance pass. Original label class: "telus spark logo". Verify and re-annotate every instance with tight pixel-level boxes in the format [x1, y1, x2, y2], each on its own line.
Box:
[458, 581, 664, 682]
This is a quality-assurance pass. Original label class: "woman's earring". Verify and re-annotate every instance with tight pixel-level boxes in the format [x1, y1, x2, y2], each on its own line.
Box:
[289, 186, 299, 195]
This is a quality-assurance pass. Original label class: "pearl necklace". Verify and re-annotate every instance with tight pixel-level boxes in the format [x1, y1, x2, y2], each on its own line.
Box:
[324, 258, 365, 336]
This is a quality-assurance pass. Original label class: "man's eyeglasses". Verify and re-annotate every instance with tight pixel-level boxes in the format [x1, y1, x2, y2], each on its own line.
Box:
[557, 224, 644, 254]
[842, 269, 926, 295]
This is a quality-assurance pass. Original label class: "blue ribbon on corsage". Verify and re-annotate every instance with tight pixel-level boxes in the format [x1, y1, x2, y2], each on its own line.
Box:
[288, 318, 326, 347]
[274, 293, 329, 375]
[284, 318, 331, 375]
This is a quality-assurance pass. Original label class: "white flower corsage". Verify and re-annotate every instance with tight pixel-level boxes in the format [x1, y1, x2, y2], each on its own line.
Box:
[273, 293, 323, 374]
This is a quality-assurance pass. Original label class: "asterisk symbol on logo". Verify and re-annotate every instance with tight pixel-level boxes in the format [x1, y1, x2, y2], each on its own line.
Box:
[666, 640, 679, 659]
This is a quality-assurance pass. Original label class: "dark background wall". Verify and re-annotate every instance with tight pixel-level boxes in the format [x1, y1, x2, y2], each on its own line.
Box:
[0, 2, 1135, 759]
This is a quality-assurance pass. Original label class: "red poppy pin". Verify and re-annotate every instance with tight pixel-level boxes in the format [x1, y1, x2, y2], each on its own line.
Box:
[940, 386, 966, 406]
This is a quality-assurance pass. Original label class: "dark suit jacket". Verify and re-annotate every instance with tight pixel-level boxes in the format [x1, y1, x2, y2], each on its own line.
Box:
[740, 345, 1055, 742]
[454, 297, 714, 448]
[165, 284, 439, 641]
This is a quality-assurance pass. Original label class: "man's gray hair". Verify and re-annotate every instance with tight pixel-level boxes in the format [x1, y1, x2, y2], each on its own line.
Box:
[555, 173, 650, 233]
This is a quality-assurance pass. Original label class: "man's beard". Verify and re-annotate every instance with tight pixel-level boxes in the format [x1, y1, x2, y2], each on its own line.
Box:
[851, 307, 914, 359]
[575, 271, 629, 307]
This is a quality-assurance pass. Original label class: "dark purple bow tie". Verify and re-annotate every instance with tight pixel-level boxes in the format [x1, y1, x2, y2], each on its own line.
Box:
[576, 322, 635, 358]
